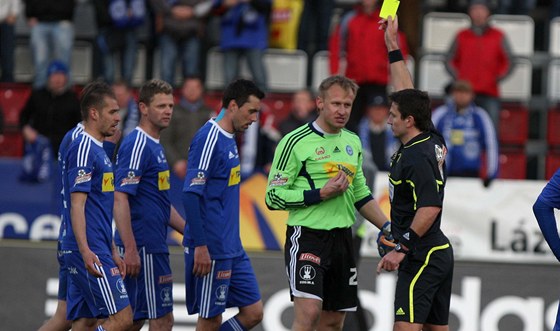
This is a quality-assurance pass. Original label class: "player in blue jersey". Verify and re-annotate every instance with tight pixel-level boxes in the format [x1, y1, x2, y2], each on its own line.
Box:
[533, 168, 560, 331]
[62, 81, 132, 331]
[113, 79, 186, 331]
[182, 79, 264, 331]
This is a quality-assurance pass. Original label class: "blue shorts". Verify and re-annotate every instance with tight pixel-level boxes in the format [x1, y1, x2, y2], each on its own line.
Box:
[117, 246, 174, 321]
[184, 248, 261, 318]
[65, 251, 130, 320]
[57, 241, 69, 301]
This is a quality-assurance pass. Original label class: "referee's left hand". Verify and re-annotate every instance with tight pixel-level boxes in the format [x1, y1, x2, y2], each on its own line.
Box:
[376, 250, 405, 274]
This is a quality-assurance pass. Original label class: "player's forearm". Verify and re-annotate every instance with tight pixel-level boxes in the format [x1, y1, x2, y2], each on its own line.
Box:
[265, 187, 316, 210]
[169, 205, 186, 235]
[358, 199, 390, 229]
[70, 193, 90, 254]
[113, 192, 138, 251]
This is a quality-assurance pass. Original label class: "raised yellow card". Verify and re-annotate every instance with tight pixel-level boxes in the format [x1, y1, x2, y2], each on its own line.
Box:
[380, 0, 400, 19]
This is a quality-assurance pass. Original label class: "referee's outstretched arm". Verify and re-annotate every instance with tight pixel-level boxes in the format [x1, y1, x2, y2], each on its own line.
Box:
[381, 15, 414, 92]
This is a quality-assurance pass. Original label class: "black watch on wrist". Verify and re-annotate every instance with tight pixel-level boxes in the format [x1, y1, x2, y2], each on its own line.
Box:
[395, 243, 409, 254]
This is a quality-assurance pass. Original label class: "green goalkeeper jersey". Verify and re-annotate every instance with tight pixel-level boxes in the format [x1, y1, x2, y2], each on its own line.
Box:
[265, 122, 373, 230]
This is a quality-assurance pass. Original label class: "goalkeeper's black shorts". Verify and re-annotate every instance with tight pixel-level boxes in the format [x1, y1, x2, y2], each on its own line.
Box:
[394, 242, 454, 325]
[284, 225, 358, 311]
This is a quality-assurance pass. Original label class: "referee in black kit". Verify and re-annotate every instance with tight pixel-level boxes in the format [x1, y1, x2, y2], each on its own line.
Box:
[376, 15, 454, 331]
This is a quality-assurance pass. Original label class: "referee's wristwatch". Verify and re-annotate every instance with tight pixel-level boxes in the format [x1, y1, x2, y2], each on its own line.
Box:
[394, 243, 409, 254]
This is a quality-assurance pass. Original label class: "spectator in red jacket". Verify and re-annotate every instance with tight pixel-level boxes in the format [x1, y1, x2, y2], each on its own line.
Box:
[329, 0, 409, 133]
[445, 0, 513, 128]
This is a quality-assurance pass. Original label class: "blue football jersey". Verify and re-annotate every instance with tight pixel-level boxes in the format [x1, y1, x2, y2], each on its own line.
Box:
[114, 127, 171, 253]
[539, 168, 560, 208]
[62, 132, 114, 255]
[183, 120, 243, 259]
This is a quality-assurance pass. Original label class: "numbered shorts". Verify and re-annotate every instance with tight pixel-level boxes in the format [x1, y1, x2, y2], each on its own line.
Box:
[394, 243, 454, 325]
[184, 248, 261, 318]
[285, 226, 358, 311]
[57, 242, 69, 300]
[65, 251, 130, 320]
[118, 246, 173, 321]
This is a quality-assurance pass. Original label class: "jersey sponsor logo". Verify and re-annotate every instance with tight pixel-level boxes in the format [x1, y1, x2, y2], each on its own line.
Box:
[299, 265, 316, 284]
[159, 274, 173, 284]
[314, 154, 331, 161]
[120, 170, 141, 186]
[269, 172, 288, 187]
[346, 145, 353, 156]
[217, 270, 232, 279]
[74, 169, 92, 185]
[336, 164, 355, 179]
[158, 170, 170, 190]
[110, 267, 120, 276]
[333, 146, 341, 153]
[299, 253, 321, 265]
[102, 172, 114, 192]
[228, 165, 241, 186]
[190, 171, 206, 186]
[216, 284, 228, 304]
[315, 147, 325, 155]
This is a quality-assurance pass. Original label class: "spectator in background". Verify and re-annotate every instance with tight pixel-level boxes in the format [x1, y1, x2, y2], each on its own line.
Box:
[112, 80, 140, 138]
[432, 80, 499, 187]
[0, 0, 20, 83]
[150, 0, 209, 86]
[212, 0, 271, 92]
[497, 0, 535, 15]
[93, 0, 146, 85]
[297, 0, 334, 86]
[445, 0, 513, 129]
[160, 76, 212, 179]
[19, 60, 81, 157]
[330, 0, 409, 133]
[357, 93, 399, 172]
[25, 0, 75, 89]
[278, 88, 316, 137]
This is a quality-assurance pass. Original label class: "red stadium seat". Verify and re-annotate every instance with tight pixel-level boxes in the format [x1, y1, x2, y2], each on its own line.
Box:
[498, 106, 529, 145]
[547, 110, 560, 147]
[0, 83, 32, 128]
[546, 152, 560, 180]
[498, 150, 527, 179]
[0, 132, 23, 157]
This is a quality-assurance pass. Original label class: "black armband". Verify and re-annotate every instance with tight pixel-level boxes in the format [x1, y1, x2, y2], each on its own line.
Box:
[388, 49, 404, 63]
[398, 228, 419, 253]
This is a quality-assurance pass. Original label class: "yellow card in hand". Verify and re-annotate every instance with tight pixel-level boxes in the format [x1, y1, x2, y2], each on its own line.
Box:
[380, 0, 400, 19]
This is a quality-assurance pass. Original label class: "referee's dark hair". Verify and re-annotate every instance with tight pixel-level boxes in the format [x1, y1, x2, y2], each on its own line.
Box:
[389, 89, 434, 132]
[222, 79, 265, 109]
[79, 80, 115, 121]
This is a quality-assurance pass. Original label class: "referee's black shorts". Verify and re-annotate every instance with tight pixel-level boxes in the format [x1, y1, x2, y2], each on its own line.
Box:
[394, 242, 454, 325]
[284, 225, 358, 311]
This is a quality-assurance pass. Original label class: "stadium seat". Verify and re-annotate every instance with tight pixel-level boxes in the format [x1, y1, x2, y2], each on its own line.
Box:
[489, 14, 534, 57]
[70, 41, 93, 85]
[0, 83, 31, 128]
[498, 106, 529, 145]
[0, 132, 23, 157]
[547, 110, 560, 148]
[311, 50, 330, 92]
[546, 152, 560, 179]
[205, 47, 308, 93]
[499, 58, 532, 102]
[263, 93, 293, 123]
[498, 149, 527, 179]
[550, 17, 560, 57]
[417, 54, 452, 98]
[73, 1, 98, 41]
[547, 59, 560, 103]
[421, 12, 471, 54]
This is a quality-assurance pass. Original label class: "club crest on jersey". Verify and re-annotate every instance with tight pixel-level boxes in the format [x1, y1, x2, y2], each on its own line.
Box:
[74, 169, 92, 185]
[120, 171, 140, 186]
[116, 278, 128, 295]
[190, 171, 206, 186]
[161, 287, 172, 304]
[299, 265, 316, 284]
[102, 172, 114, 192]
[216, 285, 228, 303]
[346, 145, 353, 155]
[269, 172, 288, 187]
[228, 165, 241, 186]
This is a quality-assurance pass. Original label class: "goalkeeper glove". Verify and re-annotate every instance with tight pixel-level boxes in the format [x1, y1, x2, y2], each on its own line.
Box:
[377, 221, 396, 257]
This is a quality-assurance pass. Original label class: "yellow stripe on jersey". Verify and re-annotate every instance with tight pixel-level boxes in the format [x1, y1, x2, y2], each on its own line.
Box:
[102, 172, 114, 192]
[229, 165, 241, 186]
[158, 170, 170, 191]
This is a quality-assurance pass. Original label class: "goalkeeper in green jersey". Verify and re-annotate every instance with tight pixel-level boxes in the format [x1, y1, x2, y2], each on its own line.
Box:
[265, 75, 391, 331]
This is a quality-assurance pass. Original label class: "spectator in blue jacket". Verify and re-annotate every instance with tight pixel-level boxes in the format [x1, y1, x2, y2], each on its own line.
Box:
[212, 0, 271, 92]
[432, 80, 499, 187]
